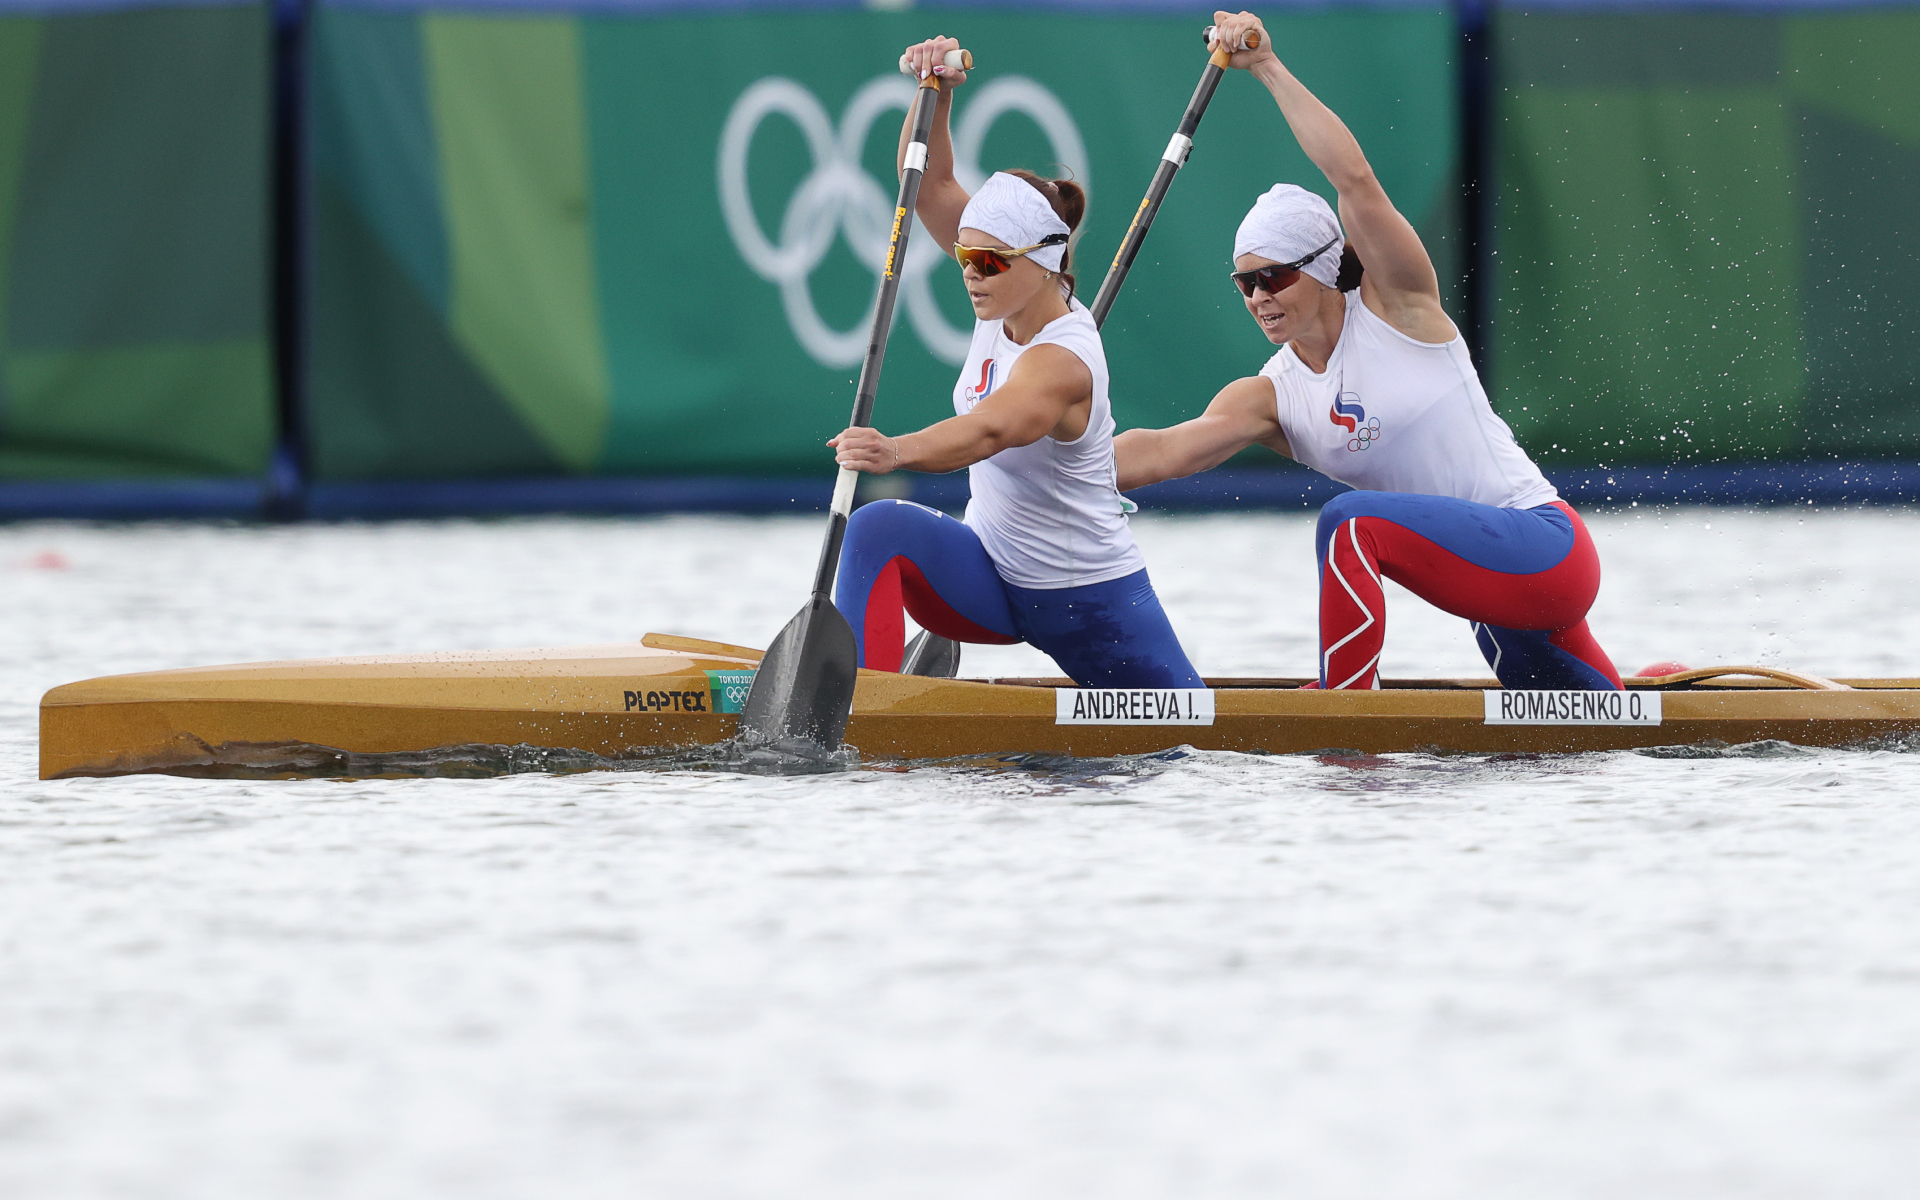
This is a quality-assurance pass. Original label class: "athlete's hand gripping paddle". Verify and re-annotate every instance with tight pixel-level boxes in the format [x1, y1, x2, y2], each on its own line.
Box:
[899, 47, 972, 77]
[900, 27, 1253, 677]
[737, 52, 970, 756]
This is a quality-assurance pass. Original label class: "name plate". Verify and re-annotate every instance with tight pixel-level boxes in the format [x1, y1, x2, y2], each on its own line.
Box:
[1483, 689, 1661, 726]
[1056, 688, 1215, 726]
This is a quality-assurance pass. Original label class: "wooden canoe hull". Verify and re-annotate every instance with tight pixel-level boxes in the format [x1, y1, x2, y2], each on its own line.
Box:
[39, 634, 1920, 779]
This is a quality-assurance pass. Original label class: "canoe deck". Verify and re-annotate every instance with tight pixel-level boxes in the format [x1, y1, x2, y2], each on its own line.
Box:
[38, 632, 1920, 779]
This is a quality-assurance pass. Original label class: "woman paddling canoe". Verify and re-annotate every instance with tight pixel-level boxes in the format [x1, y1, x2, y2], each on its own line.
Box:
[1114, 10, 1622, 691]
[825, 37, 1203, 689]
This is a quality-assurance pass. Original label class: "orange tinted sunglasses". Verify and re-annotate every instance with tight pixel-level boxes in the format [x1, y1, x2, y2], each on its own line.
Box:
[952, 233, 1069, 277]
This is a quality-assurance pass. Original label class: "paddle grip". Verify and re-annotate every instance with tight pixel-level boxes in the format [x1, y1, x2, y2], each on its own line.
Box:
[898, 48, 972, 77]
[1200, 25, 1261, 52]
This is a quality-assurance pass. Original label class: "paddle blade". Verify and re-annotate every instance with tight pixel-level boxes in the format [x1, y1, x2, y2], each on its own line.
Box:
[737, 595, 859, 752]
[900, 630, 962, 678]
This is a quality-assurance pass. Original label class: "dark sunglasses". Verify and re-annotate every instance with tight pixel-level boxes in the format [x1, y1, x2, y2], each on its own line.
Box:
[953, 233, 1069, 278]
[1230, 237, 1339, 297]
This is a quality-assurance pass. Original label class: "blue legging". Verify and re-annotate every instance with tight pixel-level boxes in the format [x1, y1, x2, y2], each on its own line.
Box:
[834, 499, 1203, 688]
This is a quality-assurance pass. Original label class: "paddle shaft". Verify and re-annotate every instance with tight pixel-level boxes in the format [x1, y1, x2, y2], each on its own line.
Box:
[807, 74, 946, 602]
[1089, 31, 1255, 328]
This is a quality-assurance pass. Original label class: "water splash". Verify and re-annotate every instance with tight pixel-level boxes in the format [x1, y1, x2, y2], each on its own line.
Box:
[67, 735, 860, 781]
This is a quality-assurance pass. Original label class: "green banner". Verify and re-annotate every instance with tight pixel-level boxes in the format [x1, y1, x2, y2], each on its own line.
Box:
[309, 4, 1459, 480]
[6, 5, 1914, 487]
[1494, 10, 1920, 465]
[0, 6, 272, 480]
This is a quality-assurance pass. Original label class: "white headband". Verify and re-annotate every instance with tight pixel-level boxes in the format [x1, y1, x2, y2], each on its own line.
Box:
[958, 172, 1071, 273]
[1233, 183, 1343, 289]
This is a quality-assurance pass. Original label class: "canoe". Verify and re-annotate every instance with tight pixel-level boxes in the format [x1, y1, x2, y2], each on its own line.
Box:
[38, 632, 1920, 779]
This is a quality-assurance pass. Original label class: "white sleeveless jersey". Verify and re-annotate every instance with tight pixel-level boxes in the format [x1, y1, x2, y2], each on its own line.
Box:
[956, 299, 1145, 589]
[1261, 291, 1558, 509]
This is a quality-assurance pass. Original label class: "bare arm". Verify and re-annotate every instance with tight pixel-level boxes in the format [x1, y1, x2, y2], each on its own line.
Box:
[1113, 375, 1290, 491]
[897, 37, 970, 253]
[832, 346, 1092, 474]
[1211, 10, 1454, 342]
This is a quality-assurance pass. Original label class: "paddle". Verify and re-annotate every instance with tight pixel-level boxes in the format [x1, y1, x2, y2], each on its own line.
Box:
[736, 48, 971, 755]
[900, 26, 1257, 673]
[1089, 25, 1258, 324]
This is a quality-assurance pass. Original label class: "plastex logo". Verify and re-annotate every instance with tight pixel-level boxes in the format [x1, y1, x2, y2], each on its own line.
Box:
[719, 75, 1087, 369]
[1330, 392, 1381, 452]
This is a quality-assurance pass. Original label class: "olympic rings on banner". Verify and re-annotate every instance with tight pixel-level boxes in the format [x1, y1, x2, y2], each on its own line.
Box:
[718, 74, 1089, 368]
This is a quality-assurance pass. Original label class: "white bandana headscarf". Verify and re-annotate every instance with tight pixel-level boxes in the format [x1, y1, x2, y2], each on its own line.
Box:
[958, 172, 1071, 273]
[1233, 183, 1343, 289]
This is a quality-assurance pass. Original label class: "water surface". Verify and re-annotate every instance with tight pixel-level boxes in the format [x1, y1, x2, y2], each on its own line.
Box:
[4, 511, 1917, 1198]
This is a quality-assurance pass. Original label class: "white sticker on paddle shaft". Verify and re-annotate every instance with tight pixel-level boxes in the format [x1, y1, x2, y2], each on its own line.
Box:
[1056, 688, 1215, 726]
[1162, 133, 1192, 166]
[830, 466, 859, 517]
[1483, 689, 1662, 726]
[903, 141, 929, 173]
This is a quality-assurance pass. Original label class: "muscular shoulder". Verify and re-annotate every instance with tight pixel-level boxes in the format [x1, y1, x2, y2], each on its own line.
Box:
[1210, 373, 1290, 459]
[1005, 341, 1092, 395]
[1210, 372, 1278, 417]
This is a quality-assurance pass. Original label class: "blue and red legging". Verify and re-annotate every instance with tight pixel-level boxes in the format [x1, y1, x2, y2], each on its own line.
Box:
[833, 499, 1203, 689]
[1315, 490, 1621, 691]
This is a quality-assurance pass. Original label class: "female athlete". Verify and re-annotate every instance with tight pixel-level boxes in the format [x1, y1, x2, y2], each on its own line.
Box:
[1114, 10, 1621, 691]
[824, 36, 1203, 689]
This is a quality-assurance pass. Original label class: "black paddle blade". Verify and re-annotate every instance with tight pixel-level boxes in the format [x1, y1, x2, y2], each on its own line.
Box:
[900, 630, 962, 678]
[737, 595, 859, 752]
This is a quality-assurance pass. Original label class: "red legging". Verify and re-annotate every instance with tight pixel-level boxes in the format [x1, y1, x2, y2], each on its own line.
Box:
[1316, 490, 1620, 691]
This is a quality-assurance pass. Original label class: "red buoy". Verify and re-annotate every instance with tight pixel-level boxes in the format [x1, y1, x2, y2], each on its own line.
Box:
[1637, 661, 1691, 678]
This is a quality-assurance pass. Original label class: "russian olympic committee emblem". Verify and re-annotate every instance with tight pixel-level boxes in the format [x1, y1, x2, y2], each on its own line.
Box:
[1330, 392, 1382, 452]
[718, 74, 1088, 369]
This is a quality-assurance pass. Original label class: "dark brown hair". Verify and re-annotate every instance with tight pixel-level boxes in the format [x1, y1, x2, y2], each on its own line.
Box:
[1336, 244, 1365, 292]
[1006, 168, 1086, 297]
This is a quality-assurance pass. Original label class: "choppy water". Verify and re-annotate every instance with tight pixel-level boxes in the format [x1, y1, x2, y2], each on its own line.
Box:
[4, 509, 1919, 1198]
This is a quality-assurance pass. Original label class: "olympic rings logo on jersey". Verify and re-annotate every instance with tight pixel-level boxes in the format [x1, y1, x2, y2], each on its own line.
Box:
[718, 74, 1089, 369]
[1347, 417, 1383, 452]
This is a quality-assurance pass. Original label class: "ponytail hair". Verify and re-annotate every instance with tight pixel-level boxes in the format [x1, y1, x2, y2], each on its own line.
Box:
[1007, 168, 1086, 298]
[1336, 244, 1365, 292]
